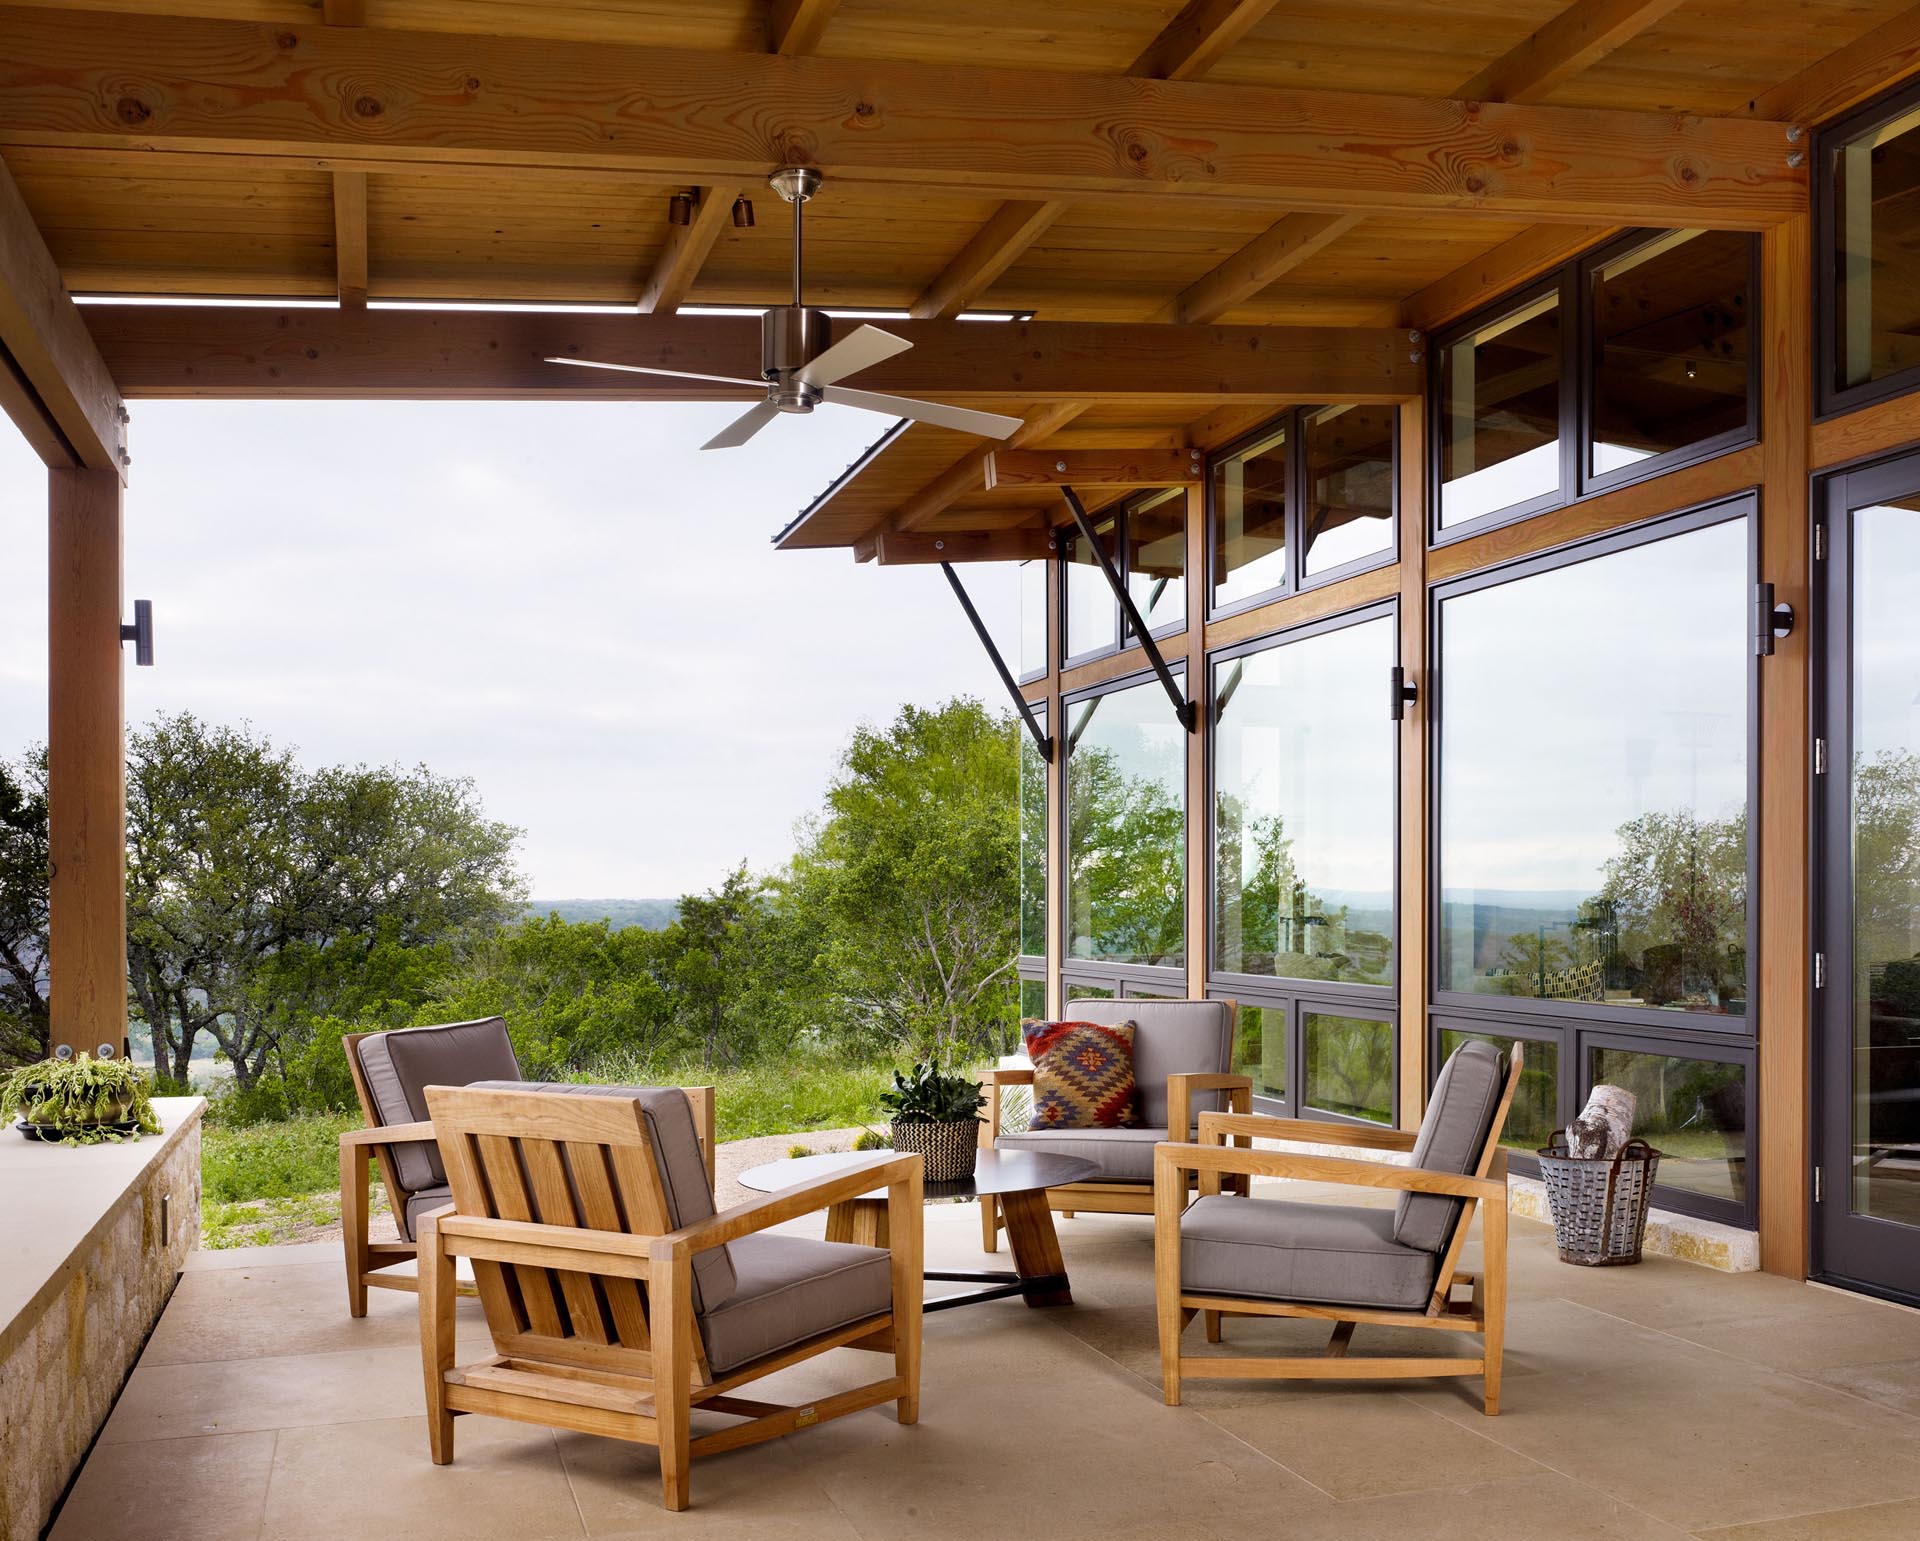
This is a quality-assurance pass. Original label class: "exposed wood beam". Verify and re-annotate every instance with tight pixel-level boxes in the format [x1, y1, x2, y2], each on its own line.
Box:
[0, 155, 126, 477]
[1149, 212, 1363, 324]
[0, 9, 1806, 228]
[768, 0, 841, 56]
[1127, 0, 1281, 82]
[88, 308, 1418, 404]
[332, 169, 368, 309]
[880, 404, 1089, 537]
[985, 447, 1202, 490]
[910, 200, 1065, 320]
[1455, 0, 1690, 105]
[873, 527, 1055, 565]
[321, 0, 366, 23]
[639, 184, 738, 313]
[1396, 222, 1614, 332]
[1745, 3, 1920, 126]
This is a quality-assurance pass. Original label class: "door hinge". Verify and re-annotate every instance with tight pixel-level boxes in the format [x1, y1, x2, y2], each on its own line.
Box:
[1814, 1165, 1823, 1203]
[1814, 523, 1827, 561]
[1814, 951, 1827, 989]
[1815, 737, 1828, 775]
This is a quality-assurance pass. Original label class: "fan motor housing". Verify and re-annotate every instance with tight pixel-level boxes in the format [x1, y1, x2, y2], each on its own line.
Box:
[762, 305, 831, 389]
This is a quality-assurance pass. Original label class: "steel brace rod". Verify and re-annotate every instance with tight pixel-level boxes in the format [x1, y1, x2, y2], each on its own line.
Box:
[1060, 486, 1196, 732]
[939, 561, 1054, 762]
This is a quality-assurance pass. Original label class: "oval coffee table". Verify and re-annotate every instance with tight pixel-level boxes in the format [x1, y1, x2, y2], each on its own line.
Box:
[737, 1147, 1098, 1311]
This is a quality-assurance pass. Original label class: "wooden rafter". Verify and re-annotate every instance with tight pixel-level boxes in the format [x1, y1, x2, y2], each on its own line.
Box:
[1396, 223, 1614, 332]
[873, 403, 1089, 540]
[910, 201, 1065, 320]
[1126, 0, 1283, 82]
[0, 8, 1805, 228]
[321, 0, 366, 23]
[1149, 212, 1362, 325]
[0, 155, 126, 476]
[639, 184, 740, 313]
[768, 0, 841, 56]
[1745, 3, 1920, 126]
[332, 169, 369, 309]
[1455, 0, 1691, 105]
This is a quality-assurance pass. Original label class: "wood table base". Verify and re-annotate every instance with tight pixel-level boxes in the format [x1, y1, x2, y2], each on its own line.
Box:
[824, 1190, 1072, 1309]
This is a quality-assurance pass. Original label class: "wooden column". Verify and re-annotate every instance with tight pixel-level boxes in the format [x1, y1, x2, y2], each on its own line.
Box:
[1043, 549, 1064, 1019]
[47, 467, 127, 1059]
[1396, 399, 1430, 1128]
[1757, 213, 1813, 1279]
[1184, 480, 1209, 999]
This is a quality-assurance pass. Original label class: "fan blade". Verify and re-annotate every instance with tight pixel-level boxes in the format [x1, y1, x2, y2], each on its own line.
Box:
[820, 385, 1022, 439]
[545, 356, 766, 389]
[700, 401, 782, 450]
[796, 324, 912, 389]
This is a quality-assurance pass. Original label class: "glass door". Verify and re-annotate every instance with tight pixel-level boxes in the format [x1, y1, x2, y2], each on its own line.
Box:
[1816, 455, 1920, 1301]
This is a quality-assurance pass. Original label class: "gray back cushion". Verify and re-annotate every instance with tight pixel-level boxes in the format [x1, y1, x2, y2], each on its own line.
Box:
[354, 1018, 520, 1193]
[469, 1082, 736, 1311]
[1063, 997, 1234, 1128]
[1392, 1039, 1507, 1253]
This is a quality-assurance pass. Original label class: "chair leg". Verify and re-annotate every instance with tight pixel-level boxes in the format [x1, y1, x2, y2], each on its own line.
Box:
[655, 1255, 693, 1511]
[891, 1171, 924, 1426]
[1204, 1309, 1222, 1343]
[416, 1214, 455, 1465]
[341, 1141, 370, 1319]
[1481, 1191, 1508, 1416]
[1153, 1163, 1183, 1406]
[979, 1193, 998, 1254]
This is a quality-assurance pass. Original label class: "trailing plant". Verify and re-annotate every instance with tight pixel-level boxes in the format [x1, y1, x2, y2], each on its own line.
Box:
[1, 1052, 161, 1145]
[879, 1061, 985, 1125]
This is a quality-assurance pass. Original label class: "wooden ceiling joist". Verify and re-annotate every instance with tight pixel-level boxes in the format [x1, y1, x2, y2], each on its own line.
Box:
[0, 8, 1806, 228]
[1126, 0, 1284, 83]
[1455, 0, 1692, 105]
[1149, 211, 1362, 325]
[0, 155, 126, 476]
[910, 200, 1066, 320]
[1745, 3, 1920, 126]
[768, 0, 842, 57]
[331, 169, 368, 309]
[872, 527, 1055, 565]
[639, 184, 739, 313]
[985, 447, 1202, 490]
[320, 0, 366, 24]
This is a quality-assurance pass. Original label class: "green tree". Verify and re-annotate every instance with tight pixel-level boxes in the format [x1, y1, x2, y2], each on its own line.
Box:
[1066, 740, 1183, 967]
[1597, 805, 1746, 1007]
[0, 752, 50, 1065]
[661, 865, 770, 1071]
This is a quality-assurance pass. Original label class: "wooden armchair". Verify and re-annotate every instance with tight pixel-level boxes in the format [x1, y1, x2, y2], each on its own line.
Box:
[978, 998, 1250, 1251]
[417, 1084, 922, 1512]
[339, 1018, 713, 1315]
[1153, 1040, 1521, 1414]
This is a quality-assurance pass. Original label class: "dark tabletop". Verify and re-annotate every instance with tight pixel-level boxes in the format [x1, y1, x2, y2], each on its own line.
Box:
[736, 1146, 1100, 1202]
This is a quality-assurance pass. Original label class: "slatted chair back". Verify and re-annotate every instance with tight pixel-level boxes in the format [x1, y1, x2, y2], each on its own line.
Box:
[1424, 1042, 1523, 1313]
[424, 1084, 688, 1379]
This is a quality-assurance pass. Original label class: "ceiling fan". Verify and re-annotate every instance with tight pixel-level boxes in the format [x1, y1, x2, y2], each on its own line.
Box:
[548, 168, 1024, 451]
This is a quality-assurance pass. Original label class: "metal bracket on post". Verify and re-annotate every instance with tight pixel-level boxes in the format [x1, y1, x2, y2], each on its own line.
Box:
[1060, 486, 1196, 733]
[939, 561, 1053, 763]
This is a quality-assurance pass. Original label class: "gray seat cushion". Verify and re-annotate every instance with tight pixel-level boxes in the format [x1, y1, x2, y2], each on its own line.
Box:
[469, 1081, 736, 1311]
[404, 1183, 453, 1240]
[354, 1018, 520, 1194]
[1181, 1194, 1436, 1311]
[994, 1126, 1169, 1182]
[1061, 997, 1234, 1128]
[698, 1234, 892, 1373]
[1393, 1039, 1506, 1254]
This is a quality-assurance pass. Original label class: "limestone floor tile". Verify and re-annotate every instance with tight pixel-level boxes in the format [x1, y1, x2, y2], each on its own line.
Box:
[182, 1241, 339, 1272]
[98, 1336, 491, 1444]
[142, 1259, 488, 1364]
[49, 1429, 275, 1541]
[1694, 1495, 1920, 1538]
[1657, 1299, 1920, 1379]
[1803, 1355, 1920, 1418]
[557, 1424, 862, 1535]
[259, 1413, 582, 1539]
[1276, 1470, 1692, 1541]
[1196, 1386, 1548, 1500]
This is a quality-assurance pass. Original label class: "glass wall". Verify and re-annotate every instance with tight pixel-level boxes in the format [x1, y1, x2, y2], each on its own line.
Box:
[1065, 674, 1186, 973]
[1231, 1002, 1286, 1102]
[1590, 1045, 1748, 1207]
[1438, 1027, 1559, 1155]
[1210, 419, 1289, 610]
[1063, 514, 1120, 662]
[1303, 1012, 1395, 1124]
[1302, 404, 1396, 578]
[1825, 91, 1920, 409]
[1018, 559, 1048, 681]
[1018, 703, 1048, 961]
[1125, 487, 1187, 635]
[1437, 287, 1563, 530]
[1437, 513, 1749, 1018]
[1213, 611, 1395, 986]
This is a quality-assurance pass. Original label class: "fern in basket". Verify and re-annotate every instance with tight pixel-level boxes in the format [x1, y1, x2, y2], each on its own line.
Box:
[2, 1053, 162, 1145]
[878, 1062, 984, 1124]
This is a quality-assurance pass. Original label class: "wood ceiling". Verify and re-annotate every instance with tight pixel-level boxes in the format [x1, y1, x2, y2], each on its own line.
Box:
[1, 0, 1917, 553]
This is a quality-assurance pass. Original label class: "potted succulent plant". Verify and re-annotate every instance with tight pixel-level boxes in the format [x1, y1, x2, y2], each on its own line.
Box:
[880, 1061, 986, 1183]
[3, 1051, 161, 1145]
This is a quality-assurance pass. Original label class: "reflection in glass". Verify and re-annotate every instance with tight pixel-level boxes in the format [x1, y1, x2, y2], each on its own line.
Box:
[1589, 1047, 1746, 1204]
[1065, 984, 1115, 1002]
[1018, 703, 1048, 958]
[1440, 1030, 1557, 1154]
[1063, 516, 1119, 660]
[1302, 406, 1395, 577]
[1214, 616, 1394, 984]
[1066, 678, 1186, 968]
[1438, 517, 1748, 1015]
[1019, 977, 1047, 1022]
[1019, 559, 1048, 679]
[1304, 1013, 1393, 1124]
[1591, 230, 1752, 476]
[1849, 497, 1920, 1227]
[1211, 421, 1288, 609]
[1126, 488, 1187, 635]
[1832, 102, 1920, 396]
[1439, 290, 1562, 528]
[1232, 1003, 1286, 1101]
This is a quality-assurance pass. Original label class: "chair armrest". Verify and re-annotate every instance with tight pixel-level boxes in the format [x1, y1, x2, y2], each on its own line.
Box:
[1195, 1109, 1419, 1153]
[1153, 1140, 1505, 1207]
[654, 1153, 925, 1260]
[977, 1066, 1033, 1146]
[1166, 1072, 1252, 1143]
[340, 1119, 436, 1148]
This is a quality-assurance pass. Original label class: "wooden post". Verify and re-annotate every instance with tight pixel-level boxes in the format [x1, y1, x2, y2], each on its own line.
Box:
[1184, 479, 1209, 1000]
[1396, 398, 1429, 1127]
[1757, 212, 1813, 1280]
[1043, 545, 1064, 1019]
[47, 466, 127, 1060]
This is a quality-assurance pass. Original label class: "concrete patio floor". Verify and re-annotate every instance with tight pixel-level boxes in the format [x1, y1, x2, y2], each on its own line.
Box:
[48, 1184, 1920, 1540]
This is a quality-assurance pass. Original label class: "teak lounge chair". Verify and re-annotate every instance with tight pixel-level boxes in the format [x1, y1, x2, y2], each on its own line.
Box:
[1154, 1039, 1522, 1414]
[415, 1083, 924, 1512]
[338, 1016, 715, 1315]
[978, 997, 1251, 1249]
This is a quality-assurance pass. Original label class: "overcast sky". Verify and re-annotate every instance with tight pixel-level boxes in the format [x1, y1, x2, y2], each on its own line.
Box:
[0, 400, 1017, 899]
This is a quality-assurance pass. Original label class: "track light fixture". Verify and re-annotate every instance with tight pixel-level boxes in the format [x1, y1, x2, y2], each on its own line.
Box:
[731, 195, 755, 228]
[667, 191, 694, 226]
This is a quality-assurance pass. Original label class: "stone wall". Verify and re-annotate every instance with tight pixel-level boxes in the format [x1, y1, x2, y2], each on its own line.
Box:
[0, 1107, 202, 1541]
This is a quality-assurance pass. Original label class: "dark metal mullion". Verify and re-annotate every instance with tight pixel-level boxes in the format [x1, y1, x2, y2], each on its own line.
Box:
[1061, 486, 1196, 731]
[939, 561, 1053, 763]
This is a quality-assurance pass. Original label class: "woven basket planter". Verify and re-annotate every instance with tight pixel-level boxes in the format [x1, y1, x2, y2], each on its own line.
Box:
[1537, 1135, 1662, 1266]
[889, 1118, 979, 1183]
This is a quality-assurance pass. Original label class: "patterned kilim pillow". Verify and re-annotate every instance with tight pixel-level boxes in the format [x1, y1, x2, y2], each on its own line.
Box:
[1022, 1019, 1141, 1130]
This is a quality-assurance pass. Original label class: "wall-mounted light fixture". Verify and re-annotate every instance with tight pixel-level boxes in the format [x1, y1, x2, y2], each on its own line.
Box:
[667, 191, 694, 227]
[120, 598, 154, 667]
[731, 195, 755, 228]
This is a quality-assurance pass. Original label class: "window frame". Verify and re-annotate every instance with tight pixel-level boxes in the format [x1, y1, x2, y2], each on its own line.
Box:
[1058, 492, 1189, 671]
[1205, 596, 1402, 1004]
[1015, 557, 1050, 685]
[1426, 492, 1762, 1042]
[1016, 696, 1050, 970]
[1209, 984, 1400, 1129]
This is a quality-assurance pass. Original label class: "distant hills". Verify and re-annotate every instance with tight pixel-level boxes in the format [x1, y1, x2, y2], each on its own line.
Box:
[525, 898, 681, 931]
